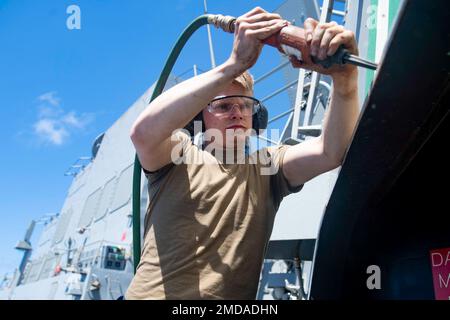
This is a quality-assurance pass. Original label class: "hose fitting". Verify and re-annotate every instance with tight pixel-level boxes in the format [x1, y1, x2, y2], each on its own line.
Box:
[207, 14, 236, 33]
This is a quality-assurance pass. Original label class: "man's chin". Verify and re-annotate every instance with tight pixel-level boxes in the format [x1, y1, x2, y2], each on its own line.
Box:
[224, 136, 247, 147]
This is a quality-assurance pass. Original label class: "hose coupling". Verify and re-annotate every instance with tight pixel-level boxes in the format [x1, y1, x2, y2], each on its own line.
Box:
[207, 14, 236, 33]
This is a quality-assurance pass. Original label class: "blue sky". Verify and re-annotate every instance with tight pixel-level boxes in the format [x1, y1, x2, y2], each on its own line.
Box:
[0, 0, 346, 279]
[0, 0, 300, 279]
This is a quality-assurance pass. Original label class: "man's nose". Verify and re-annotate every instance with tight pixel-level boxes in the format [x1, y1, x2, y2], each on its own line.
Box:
[229, 104, 243, 118]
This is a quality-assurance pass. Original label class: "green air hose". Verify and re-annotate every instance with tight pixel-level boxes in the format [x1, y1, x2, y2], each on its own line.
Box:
[132, 14, 235, 273]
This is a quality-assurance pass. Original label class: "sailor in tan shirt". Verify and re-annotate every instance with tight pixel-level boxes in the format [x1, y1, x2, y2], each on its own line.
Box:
[126, 7, 360, 299]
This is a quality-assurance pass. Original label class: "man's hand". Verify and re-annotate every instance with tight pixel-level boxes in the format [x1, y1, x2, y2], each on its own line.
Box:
[289, 18, 359, 86]
[227, 7, 288, 75]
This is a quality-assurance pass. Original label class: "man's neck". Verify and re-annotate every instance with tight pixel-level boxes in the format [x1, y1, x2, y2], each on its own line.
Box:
[204, 142, 247, 164]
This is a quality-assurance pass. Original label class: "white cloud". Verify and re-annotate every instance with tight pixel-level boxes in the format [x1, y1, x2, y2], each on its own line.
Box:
[37, 103, 64, 119]
[37, 91, 60, 107]
[61, 111, 92, 129]
[34, 119, 68, 145]
[32, 92, 94, 146]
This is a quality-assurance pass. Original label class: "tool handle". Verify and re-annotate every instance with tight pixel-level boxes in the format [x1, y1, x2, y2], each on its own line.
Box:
[311, 45, 349, 69]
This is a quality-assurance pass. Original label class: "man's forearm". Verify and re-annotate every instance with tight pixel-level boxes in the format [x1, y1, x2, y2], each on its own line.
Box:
[131, 60, 242, 146]
[320, 70, 360, 165]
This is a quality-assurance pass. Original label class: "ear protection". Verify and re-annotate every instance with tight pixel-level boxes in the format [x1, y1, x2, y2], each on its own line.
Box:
[184, 104, 268, 136]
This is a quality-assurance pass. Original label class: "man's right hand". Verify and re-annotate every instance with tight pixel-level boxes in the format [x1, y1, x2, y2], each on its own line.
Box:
[227, 7, 288, 74]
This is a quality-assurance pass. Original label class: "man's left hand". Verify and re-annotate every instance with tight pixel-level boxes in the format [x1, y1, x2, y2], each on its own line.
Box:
[289, 18, 359, 83]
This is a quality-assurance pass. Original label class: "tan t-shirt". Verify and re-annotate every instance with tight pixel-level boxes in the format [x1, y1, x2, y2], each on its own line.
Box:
[125, 132, 303, 300]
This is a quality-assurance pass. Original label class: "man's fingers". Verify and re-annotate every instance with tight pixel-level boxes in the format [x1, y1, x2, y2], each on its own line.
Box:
[236, 10, 281, 34]
[318, 25, 345, 60]
[328, 30, 357, 56]
[240, 12, 282, 24]
[327, 35, 346, 57]
[310, 21, 337, 57]
[241, 6, 267, 18]
[303, 18, 318, 43]
[240, 19, 285, 31]
[245, 20, 288, 40]
[236, 12, 283, 33]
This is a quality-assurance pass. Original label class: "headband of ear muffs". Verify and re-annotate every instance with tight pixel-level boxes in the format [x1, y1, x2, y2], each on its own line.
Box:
[184, 104, 268, 137]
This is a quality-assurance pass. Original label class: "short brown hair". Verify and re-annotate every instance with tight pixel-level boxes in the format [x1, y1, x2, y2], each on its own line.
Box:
[232, 70, 254, 95]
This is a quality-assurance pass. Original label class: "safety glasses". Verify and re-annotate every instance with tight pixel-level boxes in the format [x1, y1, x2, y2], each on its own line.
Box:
[207, 95, 262, 116]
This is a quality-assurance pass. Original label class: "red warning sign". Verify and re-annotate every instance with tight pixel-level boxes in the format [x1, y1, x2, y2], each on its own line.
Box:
[430, 247, 450, 300]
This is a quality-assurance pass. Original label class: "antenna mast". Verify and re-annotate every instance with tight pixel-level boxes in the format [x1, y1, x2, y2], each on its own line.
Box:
[204, 0, 217, 69]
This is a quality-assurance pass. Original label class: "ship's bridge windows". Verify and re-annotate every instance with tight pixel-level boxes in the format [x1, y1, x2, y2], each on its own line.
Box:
[110, 164, 133, 214]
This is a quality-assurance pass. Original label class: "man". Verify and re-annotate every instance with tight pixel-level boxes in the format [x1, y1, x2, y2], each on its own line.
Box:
[126, 7, 360, 299]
